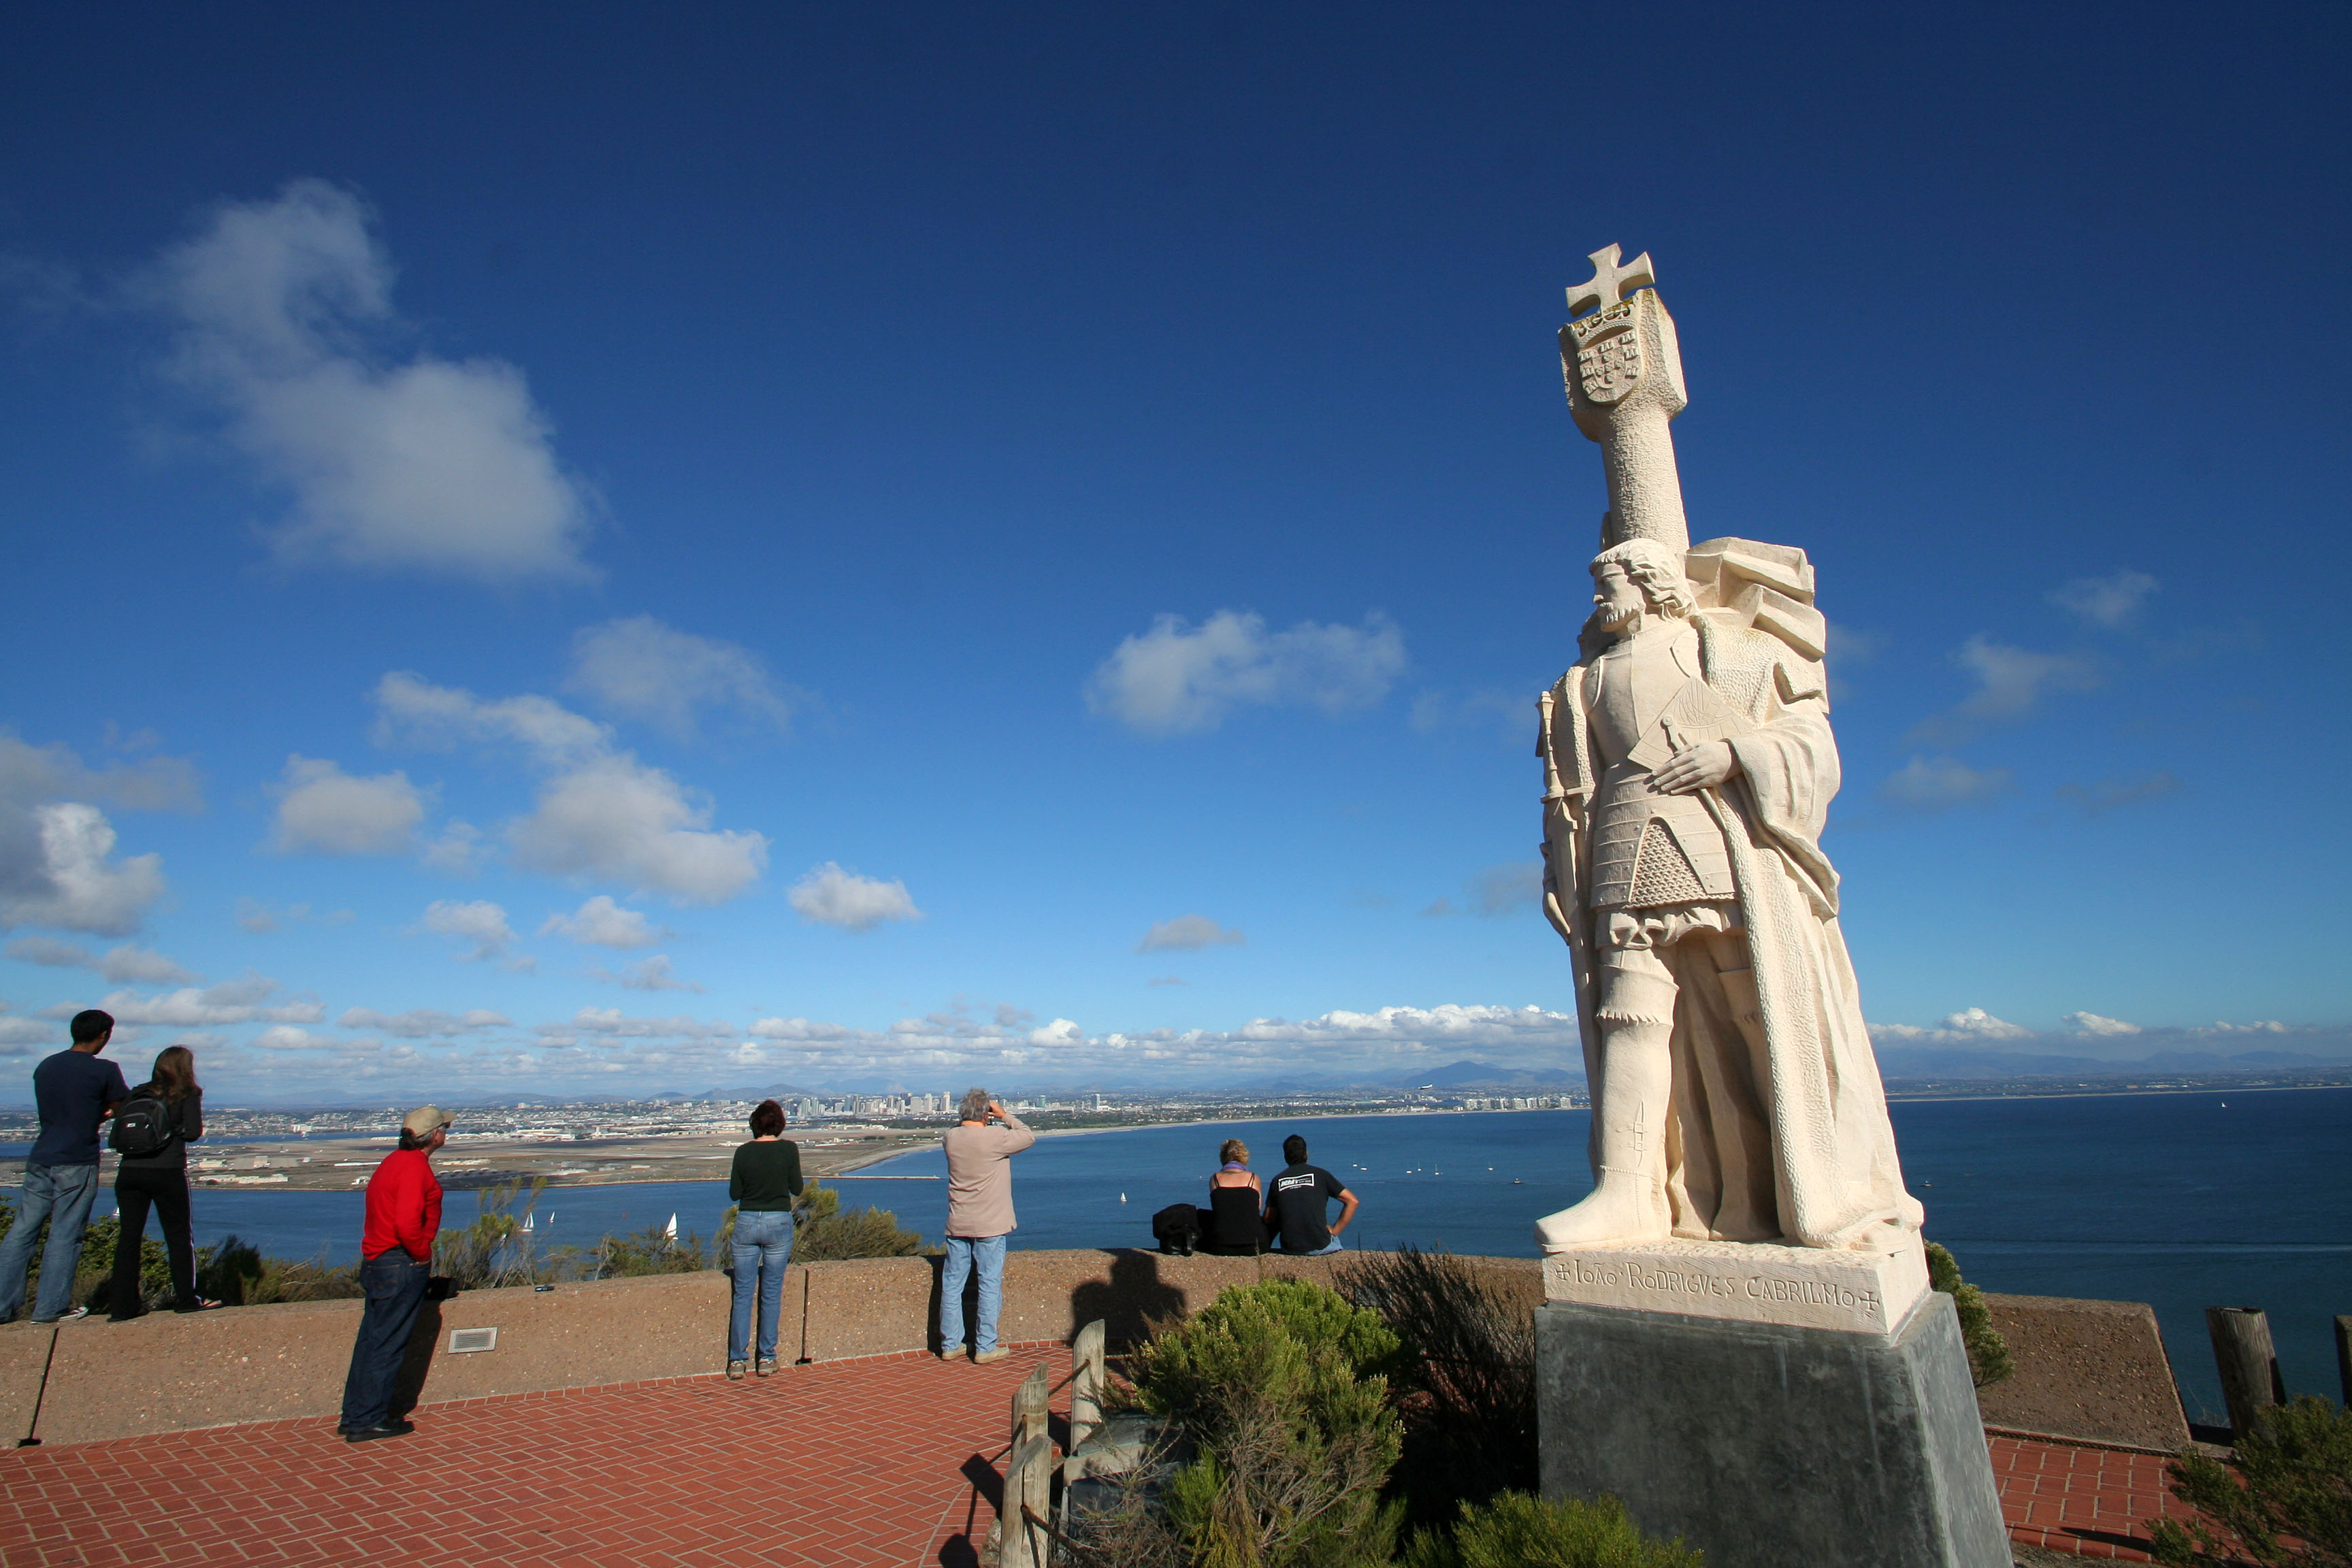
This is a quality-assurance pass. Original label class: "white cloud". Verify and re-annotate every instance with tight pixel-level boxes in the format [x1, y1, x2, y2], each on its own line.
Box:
[1869, 1007, 2034, 1043]
[2050, 570, 2158, 628]
[1467, 862, 1542, 917]
[267, 754, 428, 855]
[2, 937, 197, 985]
[1087, 610, 1406, 735]
[1912, 638, 2102, 742]
[338, 1007, 509, 1038]
[0, 803, 166, 936]
[788, 863, 921, 931]
[540, 1007, 738, 1041]
[234, 898, 353, 933]
[540, 894, 664, 949]
[2065, 1011, 2142, 1036]
[252, 1025, 338, 1051]
[1028, 1018, 1083, 1046]
[590, 954, 703, 993]
[1135, 914, 1245, 953]
[372, 672, 609, 762]
[2204, 1019, 2289, 1034]
[1878, 755, 2014, 811]
[153, 180, 595, 583]
[374, 675, 766, 903]
[511, 757, 768, 904]
[97, 973, 323, 1028]
[419, 898, 516, 961]
[566, 617, 799, 738]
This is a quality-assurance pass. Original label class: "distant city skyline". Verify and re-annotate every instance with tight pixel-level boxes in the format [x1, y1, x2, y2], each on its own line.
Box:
[3, 7, 2347, 1098]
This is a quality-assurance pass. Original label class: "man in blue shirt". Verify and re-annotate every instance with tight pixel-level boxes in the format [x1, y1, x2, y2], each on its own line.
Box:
[0, 1010, 129, 1324]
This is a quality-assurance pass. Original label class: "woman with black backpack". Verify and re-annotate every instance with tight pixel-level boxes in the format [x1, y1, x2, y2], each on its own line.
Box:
[106, 1045, 220, 1320]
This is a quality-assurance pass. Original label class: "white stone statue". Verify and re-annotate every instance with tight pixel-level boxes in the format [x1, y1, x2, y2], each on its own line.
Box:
[1535, 248, 1923, 1259]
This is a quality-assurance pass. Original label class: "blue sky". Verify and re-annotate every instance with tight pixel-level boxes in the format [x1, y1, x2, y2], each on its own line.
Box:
[3, 5, 2347, 1100]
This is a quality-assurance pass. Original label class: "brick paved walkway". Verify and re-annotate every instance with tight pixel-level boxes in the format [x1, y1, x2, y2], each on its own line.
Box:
[0, 1345, 1064, 1568]
[1991, 1430, 2205, 1562]
[1, 1362, 2224, 1567]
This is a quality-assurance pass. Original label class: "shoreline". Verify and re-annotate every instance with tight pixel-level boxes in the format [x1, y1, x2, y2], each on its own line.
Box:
[16, 1083, 2340, 1194]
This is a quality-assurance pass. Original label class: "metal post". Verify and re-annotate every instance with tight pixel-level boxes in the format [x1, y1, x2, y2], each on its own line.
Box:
[2206, 1306, 2284, 1440]
[2336, 1315, 2351, 1410]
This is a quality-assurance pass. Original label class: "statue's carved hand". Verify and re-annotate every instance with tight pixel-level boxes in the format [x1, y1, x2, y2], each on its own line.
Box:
[1651, 740, 1738, 795]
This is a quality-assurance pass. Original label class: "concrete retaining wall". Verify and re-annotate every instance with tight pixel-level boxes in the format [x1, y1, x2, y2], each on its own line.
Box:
[1, 1251, 2179, 1454]
[2, 1249, 1540, 1448]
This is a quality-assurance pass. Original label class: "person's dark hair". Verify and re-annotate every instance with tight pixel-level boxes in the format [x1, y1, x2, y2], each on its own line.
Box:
[69, 1009, 114, 1046]
[1282, 1134, 1308, 1164]
[749, 1098, 787, 1138]
[150, 1045, 199, 1101]
[397, 1128, 437, 1151]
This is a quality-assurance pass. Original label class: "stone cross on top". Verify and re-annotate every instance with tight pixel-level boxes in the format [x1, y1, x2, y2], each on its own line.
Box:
[1565, 244, 1656, 319]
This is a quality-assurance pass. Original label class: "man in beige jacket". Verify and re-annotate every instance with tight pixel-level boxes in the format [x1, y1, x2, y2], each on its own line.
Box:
[938, 1086, 1035, 1362]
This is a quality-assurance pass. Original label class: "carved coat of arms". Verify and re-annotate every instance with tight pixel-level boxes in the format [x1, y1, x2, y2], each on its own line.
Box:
[1568, 302, 1643, 404]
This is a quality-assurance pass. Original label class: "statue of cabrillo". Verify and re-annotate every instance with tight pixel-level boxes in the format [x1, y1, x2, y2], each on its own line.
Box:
[1536, 247, 1922, 1254]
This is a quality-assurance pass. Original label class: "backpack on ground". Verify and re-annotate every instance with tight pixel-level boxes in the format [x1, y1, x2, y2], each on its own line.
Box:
[109, 1088, 173, 1158]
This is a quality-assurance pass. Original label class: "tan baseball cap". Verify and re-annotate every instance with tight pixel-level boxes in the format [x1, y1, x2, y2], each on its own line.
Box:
[401, 1105, 455, 1137]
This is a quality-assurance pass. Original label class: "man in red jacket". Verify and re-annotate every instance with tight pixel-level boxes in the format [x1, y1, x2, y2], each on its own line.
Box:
[338, 1105, 452, 1443]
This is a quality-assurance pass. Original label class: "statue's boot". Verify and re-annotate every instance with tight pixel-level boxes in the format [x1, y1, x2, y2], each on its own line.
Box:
[1536, 1019, 1673, 1250]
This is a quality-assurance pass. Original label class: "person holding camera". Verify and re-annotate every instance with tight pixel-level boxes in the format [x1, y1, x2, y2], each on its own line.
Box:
[338, 1105, 453, 1443]
[938, 1087, 1033, 1364]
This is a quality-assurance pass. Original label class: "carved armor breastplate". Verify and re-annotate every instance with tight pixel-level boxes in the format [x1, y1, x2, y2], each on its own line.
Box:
[1589, 765, 1735, 909]
[1582, 630, 1739, 911]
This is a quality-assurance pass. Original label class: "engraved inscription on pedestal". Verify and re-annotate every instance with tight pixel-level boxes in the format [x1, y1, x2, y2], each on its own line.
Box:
[1541, 1234, 1931, 1336]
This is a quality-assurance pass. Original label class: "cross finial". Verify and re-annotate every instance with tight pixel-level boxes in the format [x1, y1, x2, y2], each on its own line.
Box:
[1565, 244, 1655, 319]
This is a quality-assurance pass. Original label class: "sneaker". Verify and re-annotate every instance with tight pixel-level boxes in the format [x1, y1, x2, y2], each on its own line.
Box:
[726, 1359, 749, 1381]
[973, 1346, 1010, 1365]
[755, 1356, 779, 1377]
[938, 1345, 968, 1361]
[174, 1297, 225, 1313]
[343, 1420, 414, 1443]
[31, 1307, 89, 1325]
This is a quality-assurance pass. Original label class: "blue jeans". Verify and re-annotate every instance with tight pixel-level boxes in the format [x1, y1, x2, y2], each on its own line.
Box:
[340, 1252, 429, 1429]
[0, 1160, 103, 1322]
[939, 1233, 1007, 1353]
[728, 1209, 794, 1362]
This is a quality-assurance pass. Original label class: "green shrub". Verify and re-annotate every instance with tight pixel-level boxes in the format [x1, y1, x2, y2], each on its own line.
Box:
[195, 1237, 362, 1303]
[434, 1178, 557, 1289]
[789, 1183, 926, 1260]
[1925, 1241, 2014, 1388]
[1120, 1279, 1407, 1568]
[2149, 1395, 2352, 1567]
[1337, 1246, 1539, 1524]
[1399, 1492, 1702, 1568]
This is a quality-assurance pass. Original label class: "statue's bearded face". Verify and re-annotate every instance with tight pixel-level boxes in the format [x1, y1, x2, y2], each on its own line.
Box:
[1591, 562, 1647, 632]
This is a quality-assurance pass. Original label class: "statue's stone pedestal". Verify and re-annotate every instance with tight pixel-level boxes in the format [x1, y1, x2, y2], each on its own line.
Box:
[1536, 1288, 2011, 1568]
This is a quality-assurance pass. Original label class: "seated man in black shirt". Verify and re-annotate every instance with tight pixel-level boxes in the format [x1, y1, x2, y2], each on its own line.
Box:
[1263, 1134, 1358, 1256]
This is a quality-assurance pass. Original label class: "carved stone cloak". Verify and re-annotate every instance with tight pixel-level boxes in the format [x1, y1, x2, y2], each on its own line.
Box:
[1540, 612, 1923, 1250]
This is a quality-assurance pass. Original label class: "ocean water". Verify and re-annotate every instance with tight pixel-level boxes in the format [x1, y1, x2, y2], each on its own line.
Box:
[22, 1088, 2346, 1423]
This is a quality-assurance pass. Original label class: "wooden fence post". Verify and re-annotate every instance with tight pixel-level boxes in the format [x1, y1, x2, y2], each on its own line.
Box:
[1070, 1320, 1105, 1456]
[1002, 1433, 1054, 1568]
[2336, 1315, 2351, 1411]
[1011, 1361, 1050, 1450]
[2206, 1306, 2284, 1440]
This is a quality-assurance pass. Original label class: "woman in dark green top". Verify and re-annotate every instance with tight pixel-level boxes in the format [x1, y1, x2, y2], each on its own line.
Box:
[725, 1098, 803, 1378]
